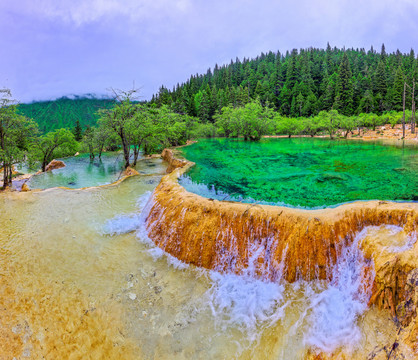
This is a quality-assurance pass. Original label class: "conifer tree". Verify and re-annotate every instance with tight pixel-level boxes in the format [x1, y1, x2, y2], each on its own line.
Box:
[73, 119, 83, 141]
[390, 67, 405, 111]
[145, 45, 418, 121]
[380, 44, 387, 61]
[336, 53, 354, 115]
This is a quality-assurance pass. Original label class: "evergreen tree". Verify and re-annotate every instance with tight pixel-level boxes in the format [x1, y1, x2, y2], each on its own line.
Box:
[73, 119, 83, 141]
[335, 53, 354, 115]
[389, 67, 405, 111]
[358, 90, 375, 113]
[146, 45, 417, 121]
[380, 44, 387, 61]
[374, 61, 387, 113]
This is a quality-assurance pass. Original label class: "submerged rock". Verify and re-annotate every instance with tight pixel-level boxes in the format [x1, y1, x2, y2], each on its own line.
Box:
[45, 159, 66, 172]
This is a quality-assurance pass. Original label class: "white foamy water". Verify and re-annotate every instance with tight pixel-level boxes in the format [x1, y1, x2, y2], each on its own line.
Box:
[205, 227, 376, 354]
[207, 271, 286, 341]
[102, 191, 190, 271]
[102, 214, 143, 235]
[146, 246, 189, 270]
[303, 228, 374, 353]
[102, 192, 152, 235]
[103, 197, 390, 356]
[205, 239, 288, 346]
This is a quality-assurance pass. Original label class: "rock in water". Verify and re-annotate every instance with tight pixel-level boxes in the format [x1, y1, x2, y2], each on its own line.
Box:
[45, 159, 66, 172]
[21, 183, 30, 192]
[123, 167, 140, 177]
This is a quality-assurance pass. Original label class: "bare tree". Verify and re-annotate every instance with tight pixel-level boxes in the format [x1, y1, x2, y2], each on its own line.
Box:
[404, 80, 416, 136]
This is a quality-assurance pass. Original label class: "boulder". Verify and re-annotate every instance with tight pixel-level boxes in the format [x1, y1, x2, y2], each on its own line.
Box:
[123, 166, 139, 177]
[21, 183, 30, 192]
[45, 159, 66, 172]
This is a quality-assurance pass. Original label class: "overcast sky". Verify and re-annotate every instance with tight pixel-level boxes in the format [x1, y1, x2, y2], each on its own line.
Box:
[1, 0, 417, 103]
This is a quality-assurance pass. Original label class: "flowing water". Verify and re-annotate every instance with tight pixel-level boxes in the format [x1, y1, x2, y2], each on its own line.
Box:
[1, 174, 408, 359]
[179, 138, 418, 208]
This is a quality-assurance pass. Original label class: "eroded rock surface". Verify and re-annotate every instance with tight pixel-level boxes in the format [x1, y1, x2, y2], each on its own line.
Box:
[45, 159, 66, 171]
[161, 148, 188, 173]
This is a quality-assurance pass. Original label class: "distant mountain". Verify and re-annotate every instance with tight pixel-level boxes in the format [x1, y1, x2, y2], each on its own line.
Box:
[18, 95, 116, 133]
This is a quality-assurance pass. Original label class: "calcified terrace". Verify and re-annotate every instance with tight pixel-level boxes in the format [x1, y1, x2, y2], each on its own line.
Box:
[146, 149, 418, 327]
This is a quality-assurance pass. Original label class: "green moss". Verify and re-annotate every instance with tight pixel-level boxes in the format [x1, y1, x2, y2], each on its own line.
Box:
[179, 138, 418, 208]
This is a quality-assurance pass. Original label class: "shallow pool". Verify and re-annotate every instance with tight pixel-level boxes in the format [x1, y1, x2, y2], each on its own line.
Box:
[27, 152, 167, 189]
[179, 138, 418, 208]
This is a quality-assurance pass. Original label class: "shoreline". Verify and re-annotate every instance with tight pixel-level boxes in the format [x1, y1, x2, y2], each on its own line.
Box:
[1, 123, 415, 193]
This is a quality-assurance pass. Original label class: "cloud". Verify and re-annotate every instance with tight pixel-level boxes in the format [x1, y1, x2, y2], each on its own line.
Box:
[1, 0, 192, 26]
[1, 0, 417, 102]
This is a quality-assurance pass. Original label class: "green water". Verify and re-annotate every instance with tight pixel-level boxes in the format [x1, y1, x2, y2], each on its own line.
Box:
[179, 138, 418, 208]
[27, 152, 167, 189]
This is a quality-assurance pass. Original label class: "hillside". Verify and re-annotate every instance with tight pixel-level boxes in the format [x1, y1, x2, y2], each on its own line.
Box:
[151, 44, 417, 121]
[18, 95, 115, 133]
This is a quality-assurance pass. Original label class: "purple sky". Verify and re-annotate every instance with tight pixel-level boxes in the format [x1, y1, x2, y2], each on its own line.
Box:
[1, 0, 417, 103]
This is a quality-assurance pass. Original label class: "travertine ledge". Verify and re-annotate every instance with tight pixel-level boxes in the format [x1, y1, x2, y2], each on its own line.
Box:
[147, 148, 418, 323]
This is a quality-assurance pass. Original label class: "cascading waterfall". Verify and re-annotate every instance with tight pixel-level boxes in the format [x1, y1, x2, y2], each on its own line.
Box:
[103, 192, 386, 356]
[303, 228, 375, 353]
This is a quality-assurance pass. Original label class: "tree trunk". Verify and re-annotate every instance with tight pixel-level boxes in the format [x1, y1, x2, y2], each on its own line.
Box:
[42, 157, 47, 172]
[89, 145, 95, 160]
[402, 82, 406, 138]
[2, 162, 8, 189]
[412, 79, 415, 134]
[121, 137, 130, 168]
[132, 145, 140, 167]
[2, 163, 12, 189]
[7, 164, 12, 186]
